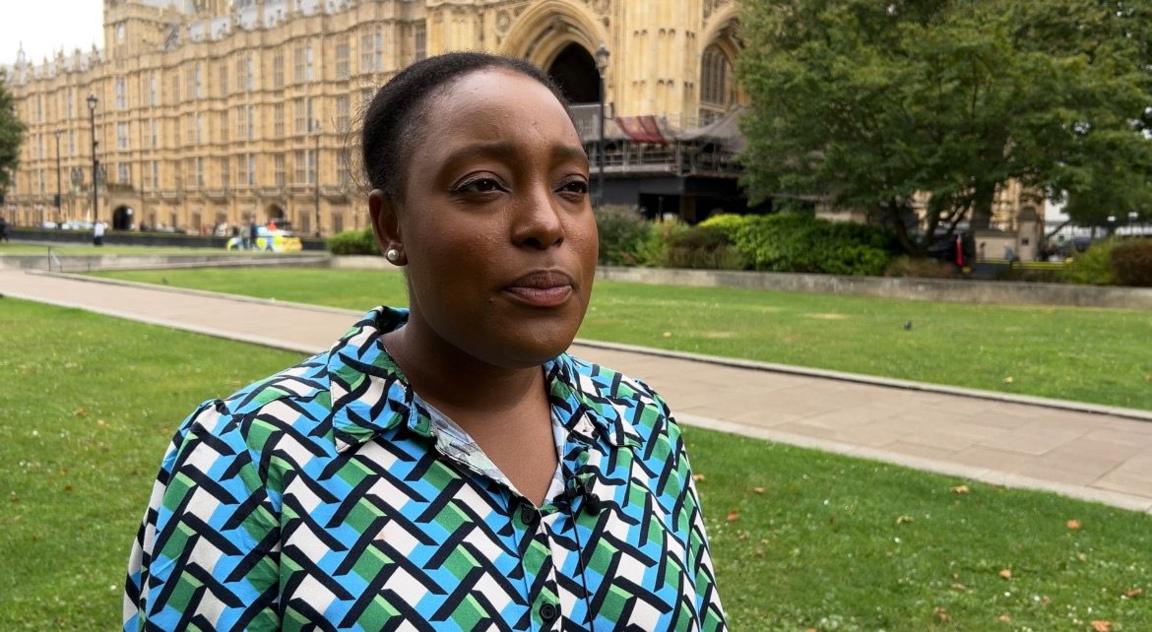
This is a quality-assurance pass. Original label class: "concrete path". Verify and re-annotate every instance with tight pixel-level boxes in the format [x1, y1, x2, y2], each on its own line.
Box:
[3, 268, 1151, 513]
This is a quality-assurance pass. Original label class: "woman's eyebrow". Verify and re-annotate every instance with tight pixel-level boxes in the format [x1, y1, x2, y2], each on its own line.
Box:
[441, 141, 589, 170]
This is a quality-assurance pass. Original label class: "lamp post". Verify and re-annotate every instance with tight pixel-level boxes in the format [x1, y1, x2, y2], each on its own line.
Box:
[594, 42, 610, 207]
[54, 130, 62, 227]
[312, 119, 321, 238]
[87, 94, 99, 224]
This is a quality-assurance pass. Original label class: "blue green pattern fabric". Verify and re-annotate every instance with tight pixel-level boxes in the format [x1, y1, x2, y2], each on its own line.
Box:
[124, 307, 726, 631]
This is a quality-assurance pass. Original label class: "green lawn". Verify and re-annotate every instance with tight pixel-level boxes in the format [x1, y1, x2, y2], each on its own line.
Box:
[0, 242, 313, 256]
[1, 299, 1149, 630]
[94, 267, 1152, 411]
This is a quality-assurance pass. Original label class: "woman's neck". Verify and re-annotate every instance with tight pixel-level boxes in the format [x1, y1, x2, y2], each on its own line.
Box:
[382, 318, 546, 418]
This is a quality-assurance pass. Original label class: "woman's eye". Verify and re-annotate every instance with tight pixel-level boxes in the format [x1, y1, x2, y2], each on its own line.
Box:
[455, 177, 504, 194]
[559, 180, 589, 195]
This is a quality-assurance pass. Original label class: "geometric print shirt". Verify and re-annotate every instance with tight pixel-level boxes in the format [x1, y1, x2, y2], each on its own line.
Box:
[123, 306, 727, 631]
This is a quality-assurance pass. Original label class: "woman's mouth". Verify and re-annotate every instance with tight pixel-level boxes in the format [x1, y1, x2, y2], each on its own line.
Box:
[503, 271, 575, 307]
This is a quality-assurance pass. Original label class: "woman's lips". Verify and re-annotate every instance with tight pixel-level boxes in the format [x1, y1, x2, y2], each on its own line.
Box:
[503, 271, 575, 307]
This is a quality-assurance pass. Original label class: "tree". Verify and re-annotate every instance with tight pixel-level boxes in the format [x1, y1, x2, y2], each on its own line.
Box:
[0, 69, 26, 196]
[738, 0, 1152, 254]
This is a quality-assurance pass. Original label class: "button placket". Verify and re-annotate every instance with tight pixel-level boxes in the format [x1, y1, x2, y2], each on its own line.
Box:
[515, 500, 564, 630]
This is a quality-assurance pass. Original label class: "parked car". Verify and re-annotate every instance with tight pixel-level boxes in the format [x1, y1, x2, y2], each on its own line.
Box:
[226, 225, 302, 252]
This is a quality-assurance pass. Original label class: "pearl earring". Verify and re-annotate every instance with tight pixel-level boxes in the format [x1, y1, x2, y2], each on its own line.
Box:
[385, 248, 400, 262]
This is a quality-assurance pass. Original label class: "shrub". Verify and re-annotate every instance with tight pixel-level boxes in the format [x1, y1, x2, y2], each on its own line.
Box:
[884, 256, 956, 279]
[1061, 239, 1117, 285]
[697, 213, 747, 236]
[701, 212, 894, 276]
[594, 205, 650, 265]
[996, 267, 1066, 284]
[327, 228, 380, 255]
[664, 226, 747, 269]
[1110, 238, 1152, 287]
[632, 219, 687, 267]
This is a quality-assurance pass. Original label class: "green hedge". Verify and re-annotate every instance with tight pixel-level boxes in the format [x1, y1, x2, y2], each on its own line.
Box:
[700, 212, 895, 276]
[664, 225, 746, 270]
[594, 205, 651, 265]
[1110, 238, 1152, 287]
[1061, 239, 1118, 285]
[327, 228, 380, 255]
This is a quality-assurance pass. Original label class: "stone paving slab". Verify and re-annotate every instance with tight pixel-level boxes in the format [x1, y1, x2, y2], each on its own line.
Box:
[3, 268, 1150, 513]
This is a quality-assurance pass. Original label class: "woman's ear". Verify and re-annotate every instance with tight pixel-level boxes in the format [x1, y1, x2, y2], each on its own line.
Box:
[368, 189, 407, 266]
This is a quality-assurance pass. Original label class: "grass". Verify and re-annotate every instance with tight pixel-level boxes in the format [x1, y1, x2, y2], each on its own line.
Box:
[1, 298, 1149, 630]
[0, 299, 302, 629]
[93, 267, 1152, 411]
[0, 242, 311, 256]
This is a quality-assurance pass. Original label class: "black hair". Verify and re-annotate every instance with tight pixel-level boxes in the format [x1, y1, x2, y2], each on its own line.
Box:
[361, 52, 571, 205]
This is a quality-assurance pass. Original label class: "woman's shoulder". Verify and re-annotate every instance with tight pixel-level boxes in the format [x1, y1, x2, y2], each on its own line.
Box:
[558, 352, 682, 446]
[171, 351, 336, 460]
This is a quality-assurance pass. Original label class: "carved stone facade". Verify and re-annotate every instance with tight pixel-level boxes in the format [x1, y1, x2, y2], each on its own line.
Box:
[4, 0, 743, 232]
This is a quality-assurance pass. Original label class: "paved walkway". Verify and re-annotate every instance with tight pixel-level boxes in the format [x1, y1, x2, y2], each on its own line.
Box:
[3, 268, 1151, 513]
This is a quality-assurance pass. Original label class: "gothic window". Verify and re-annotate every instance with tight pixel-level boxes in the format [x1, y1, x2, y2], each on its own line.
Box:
[700, 45, 731, 107]
[336, 39, 350, 80]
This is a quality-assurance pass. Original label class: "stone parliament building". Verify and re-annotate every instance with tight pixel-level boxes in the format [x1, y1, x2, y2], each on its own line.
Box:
[3, 0, 746, 236]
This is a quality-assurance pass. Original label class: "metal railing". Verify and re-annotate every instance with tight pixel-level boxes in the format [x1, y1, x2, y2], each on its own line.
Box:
[587, 141, 741, 177]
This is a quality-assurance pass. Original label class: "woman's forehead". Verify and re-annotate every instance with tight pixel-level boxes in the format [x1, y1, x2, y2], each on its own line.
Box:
[415, 69, 582, 159]
[428, 69, 569, 128]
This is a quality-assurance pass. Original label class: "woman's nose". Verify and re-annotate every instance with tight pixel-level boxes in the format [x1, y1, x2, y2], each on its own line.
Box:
[511, 184, 565, 249]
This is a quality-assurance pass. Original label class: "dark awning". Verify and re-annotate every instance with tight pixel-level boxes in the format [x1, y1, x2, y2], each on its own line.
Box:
[677, 107, 747, 152]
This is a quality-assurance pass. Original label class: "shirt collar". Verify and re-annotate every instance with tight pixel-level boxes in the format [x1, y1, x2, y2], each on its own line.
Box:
[326, 307, 638, 453]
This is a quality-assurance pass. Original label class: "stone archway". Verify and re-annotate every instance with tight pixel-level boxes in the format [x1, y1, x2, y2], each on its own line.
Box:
[699, 5, 745, 116]
[500, 0, 608, 71]
[112, 205, 134, 230]
[265, 203, 285, 221]
[547, 43, 600, 104]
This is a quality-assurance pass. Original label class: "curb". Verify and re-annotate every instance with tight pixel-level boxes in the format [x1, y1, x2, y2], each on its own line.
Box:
[30, 270, 363, 317]
[675, 414, 1152, 514]
[570, 338, 1152, 423]
[30, 269, 1152, 423]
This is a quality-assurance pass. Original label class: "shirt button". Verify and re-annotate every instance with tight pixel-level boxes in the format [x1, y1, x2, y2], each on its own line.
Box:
[519, 504, 538, 525]
[539, 602, 559, 622]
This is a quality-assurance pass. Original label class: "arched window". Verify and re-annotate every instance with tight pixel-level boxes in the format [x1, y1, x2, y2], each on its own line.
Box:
[700, 45, 731, 108]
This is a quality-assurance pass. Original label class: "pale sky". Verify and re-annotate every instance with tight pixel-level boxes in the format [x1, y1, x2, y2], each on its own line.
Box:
[1, 1, 106, 67]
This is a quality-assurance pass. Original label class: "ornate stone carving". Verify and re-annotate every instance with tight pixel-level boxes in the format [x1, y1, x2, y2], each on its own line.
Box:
[583, 0, 610, 15]
[703, 0, 730, 20]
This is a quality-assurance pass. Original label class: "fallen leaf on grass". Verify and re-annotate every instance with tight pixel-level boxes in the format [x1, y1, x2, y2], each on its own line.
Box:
[752, 487, 766, 494]
[1091, 621, 1112, 632]
[692, 474, 705, 482]
[997, 614, 1011, 623]
[999, 569, 1013, 580]
[1041, 595, 1050, 607]
[933, 607, 950, 623]
[951, 484, 970, 494]
[1123, 587, 1143, 599]
[725, 511, 740, 523]
[1003, 376, 1014, 384]
[662, 331, 672, 338]
[73, 407, 89, 418]
[1066, 519, 1082, 530]
[896, 515, 914, 525]
[951, 583, 967, 592]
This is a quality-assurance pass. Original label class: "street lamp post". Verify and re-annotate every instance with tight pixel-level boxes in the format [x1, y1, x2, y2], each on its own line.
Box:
[594, 43, 610, 207]
[313, 119, 321, 238]
[87, 94, 99, 224]
[54, 130, 62, 227]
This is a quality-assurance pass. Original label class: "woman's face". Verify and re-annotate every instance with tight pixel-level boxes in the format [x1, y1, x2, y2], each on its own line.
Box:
[377, 68, 598, 369]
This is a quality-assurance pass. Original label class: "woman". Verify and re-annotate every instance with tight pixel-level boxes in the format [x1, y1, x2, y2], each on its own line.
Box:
[124, 52, 726, 631]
